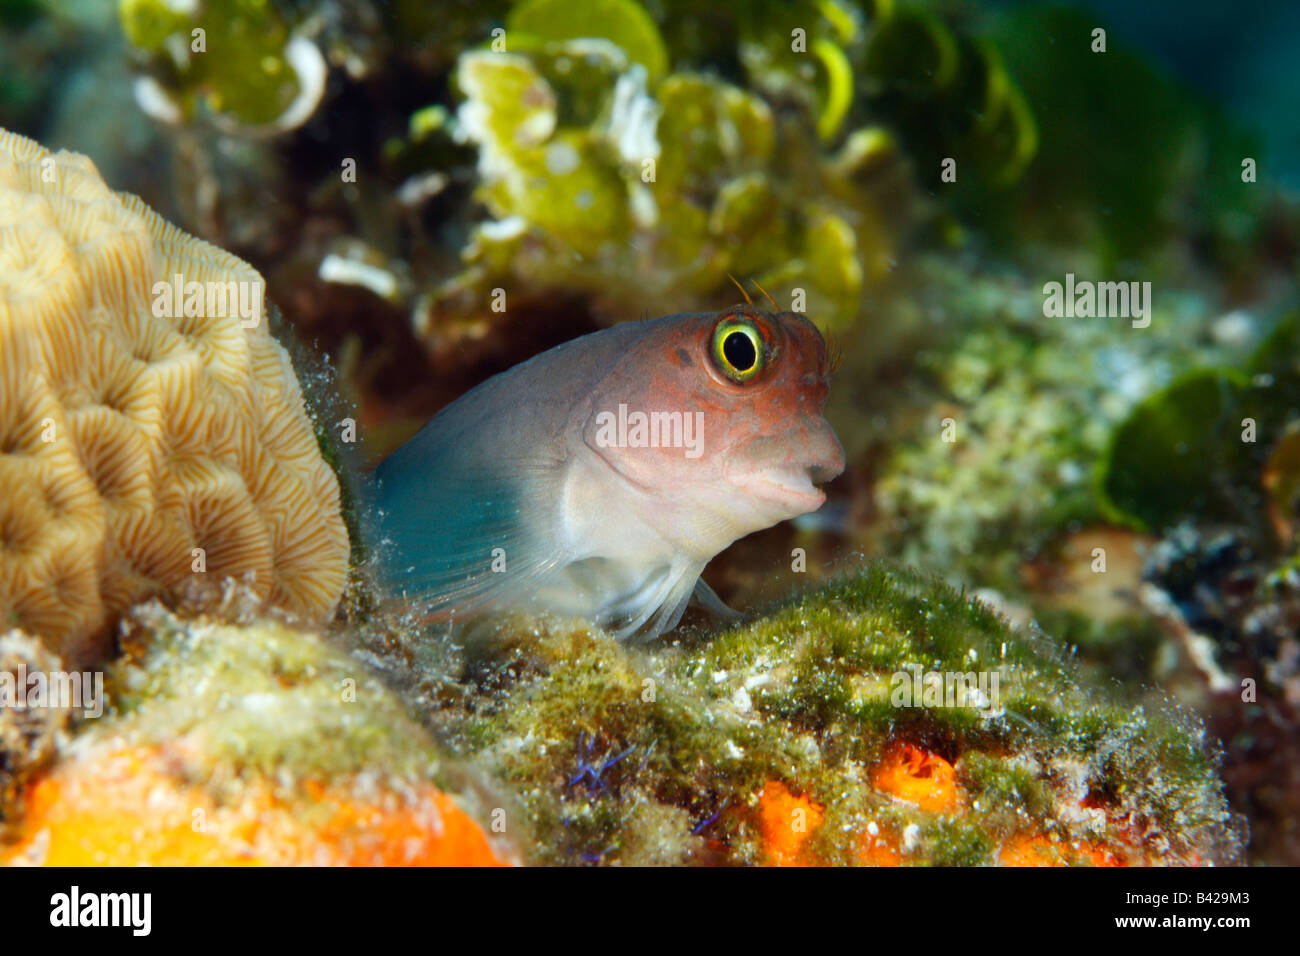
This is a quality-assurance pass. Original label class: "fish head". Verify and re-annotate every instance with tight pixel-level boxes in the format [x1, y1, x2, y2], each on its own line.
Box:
[581, 306, 845, 547]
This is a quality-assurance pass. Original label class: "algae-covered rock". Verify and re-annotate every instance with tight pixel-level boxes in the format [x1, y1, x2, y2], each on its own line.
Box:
[415, 563, 1241, 866]
[0, 563, 1246, 867]
[0, 601, 517, 865]
[861, 253, 1272, 596]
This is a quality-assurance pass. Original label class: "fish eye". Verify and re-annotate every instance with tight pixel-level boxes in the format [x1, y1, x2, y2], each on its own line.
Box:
[710, 317, 765, 383]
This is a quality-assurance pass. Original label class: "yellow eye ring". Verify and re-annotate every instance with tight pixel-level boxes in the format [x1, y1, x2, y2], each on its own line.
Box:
[710, 318, 765, 383]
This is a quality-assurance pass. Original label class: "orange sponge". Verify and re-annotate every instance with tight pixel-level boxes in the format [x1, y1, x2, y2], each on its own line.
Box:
[1, 745, 510, 867]
[870, 742, 962, 813]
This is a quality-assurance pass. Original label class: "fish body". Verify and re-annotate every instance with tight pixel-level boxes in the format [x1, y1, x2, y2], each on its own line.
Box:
[371, 306, 844, 638]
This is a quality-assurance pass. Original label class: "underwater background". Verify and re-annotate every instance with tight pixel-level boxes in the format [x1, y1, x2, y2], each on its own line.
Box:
[1, 0, 1297, 866]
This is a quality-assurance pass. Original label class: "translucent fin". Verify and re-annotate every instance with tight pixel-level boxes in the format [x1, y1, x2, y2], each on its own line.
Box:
[692, 577, 744, 623]
[618, 563, 702, 642]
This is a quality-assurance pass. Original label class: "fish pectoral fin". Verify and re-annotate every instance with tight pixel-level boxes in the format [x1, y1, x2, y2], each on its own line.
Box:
[615, 564, 701, 642]
[691, 577, 744, 623]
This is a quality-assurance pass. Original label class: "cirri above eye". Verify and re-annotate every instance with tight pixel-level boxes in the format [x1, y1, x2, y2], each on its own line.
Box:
[710, 316, 765, 383]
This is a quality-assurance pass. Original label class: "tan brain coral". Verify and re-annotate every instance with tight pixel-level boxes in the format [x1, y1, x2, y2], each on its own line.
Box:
[0, 128, 349, 664]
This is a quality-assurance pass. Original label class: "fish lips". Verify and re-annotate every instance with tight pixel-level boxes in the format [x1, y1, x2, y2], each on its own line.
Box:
[726, 415, 845, 515]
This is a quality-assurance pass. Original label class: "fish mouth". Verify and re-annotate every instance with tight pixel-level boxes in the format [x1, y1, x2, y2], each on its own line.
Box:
[731, 455, 844, 514]
[747, 467, 827, 510]
[727, 416, 845, 515]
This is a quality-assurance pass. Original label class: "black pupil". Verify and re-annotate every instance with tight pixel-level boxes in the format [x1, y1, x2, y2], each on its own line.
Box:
[723, 330, 757, 372]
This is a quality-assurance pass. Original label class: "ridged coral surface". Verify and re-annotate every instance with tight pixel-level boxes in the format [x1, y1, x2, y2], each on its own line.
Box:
[0, 128, 348, 664]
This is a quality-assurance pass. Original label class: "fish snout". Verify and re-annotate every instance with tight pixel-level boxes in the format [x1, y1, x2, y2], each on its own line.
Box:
[804, 414, 846, 485]
[728, 413, 845, 516]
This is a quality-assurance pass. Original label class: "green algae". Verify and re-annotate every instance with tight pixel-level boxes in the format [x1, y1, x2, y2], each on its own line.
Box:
[442, 44, 888, 328]
[119, 0, 312, 129]
[858, 5, 1038, 189]
[446, 42, 856, 317]
[975, 5, 1263, 270]
[508, 0, 669, 82]
[1098, 310, 1300, 537]
[1099, 368, 1258, 532]
[410, 0, 1045, 336]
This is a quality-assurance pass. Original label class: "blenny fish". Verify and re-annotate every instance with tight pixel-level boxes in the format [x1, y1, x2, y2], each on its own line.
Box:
[371, 305, 844, 639]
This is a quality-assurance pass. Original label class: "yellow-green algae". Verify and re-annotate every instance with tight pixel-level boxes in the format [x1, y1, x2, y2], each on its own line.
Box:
[384, 562, 1245, 866]
[119, 0, 309, 128]
[405, 0, 1038, 343]
[440, 42, 881, 330]
[508, 0, 669, 82]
